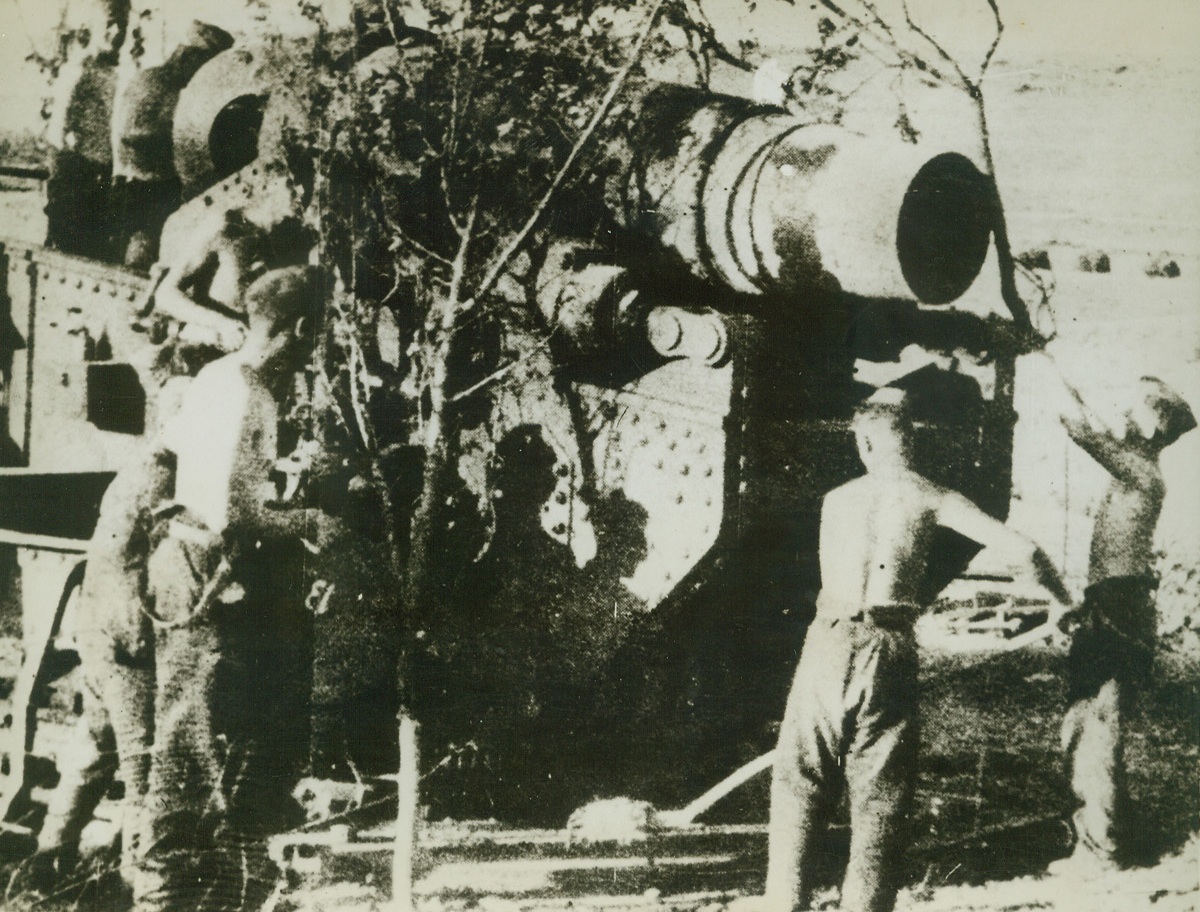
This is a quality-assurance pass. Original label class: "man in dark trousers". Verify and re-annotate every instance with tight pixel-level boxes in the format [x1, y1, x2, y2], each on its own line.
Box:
[133, 265, 331, 912]
[764, 388, 1073, 912]
[1044, 369, 1195, 874]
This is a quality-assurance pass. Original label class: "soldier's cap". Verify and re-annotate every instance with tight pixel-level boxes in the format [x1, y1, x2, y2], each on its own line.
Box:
[1140, 376, 1196, 447]
[244, 265, 323, 333]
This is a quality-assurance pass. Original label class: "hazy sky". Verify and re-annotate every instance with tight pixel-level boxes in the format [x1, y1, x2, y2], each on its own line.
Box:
[976, 0, 1199, 63]
[694, 0, 1200, 74]
[0, 0, 1197, 136]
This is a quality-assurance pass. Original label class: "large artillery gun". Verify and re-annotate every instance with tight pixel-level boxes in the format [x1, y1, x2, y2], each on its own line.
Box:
[0, 19, 1044, 891]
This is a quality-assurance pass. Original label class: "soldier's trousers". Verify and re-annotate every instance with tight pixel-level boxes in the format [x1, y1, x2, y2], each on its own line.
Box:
[135, 532, 305, 912]
[1060, 576, 1155, 864]
[38, 657, 154, 864]
[40, 571, 154, 879]
[766, 615, 919, 912]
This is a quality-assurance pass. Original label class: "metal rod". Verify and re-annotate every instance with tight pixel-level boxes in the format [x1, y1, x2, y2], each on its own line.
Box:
[0, 164, 49, 181]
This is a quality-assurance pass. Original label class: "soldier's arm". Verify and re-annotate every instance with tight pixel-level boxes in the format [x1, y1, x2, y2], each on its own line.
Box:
[1037, 355, 1159, 488]
[935, 489, 1073, 606]
[147, 221, 250, 345]
[153, 249, 247, 338]
[91, 449, 173, 565]
[1060, 415, 1159, 490]
[159, 242, 217, 308]
[225, 434, 338, 549]
[240, 492, 329, 541]
[230, 492, 341, 557]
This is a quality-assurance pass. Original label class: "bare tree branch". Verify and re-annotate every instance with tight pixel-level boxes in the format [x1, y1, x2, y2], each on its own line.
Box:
[348, 334, 378, 451]
[678, 0, 754, 74]
[384, 214, 454, 268]
[382, 0, 408, 46]
[449, 360, 520, 404]
[442, 5, 490, 236]
[819, 0, 959, 90]
[448, 329, 560, 404]
[980, 0, 1004, 79]
[840, 57, 900, 104]
[856, 0, 902, 46]
[898, 0, 970, 89]
[445, 197, 479, 319]
[316, 368, 366, 452]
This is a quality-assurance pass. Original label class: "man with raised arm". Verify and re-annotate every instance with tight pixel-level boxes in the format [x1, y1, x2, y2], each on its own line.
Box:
[1043, 369, 1195, 874]
[765, 388, 1072, 912]
[143, 208, 312, 349]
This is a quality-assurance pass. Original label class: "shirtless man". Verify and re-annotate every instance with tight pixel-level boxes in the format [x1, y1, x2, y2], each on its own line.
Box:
[1045, 371, 1195, 873]
[765, 388, 1072, 912]
[144, 208, 310, 349]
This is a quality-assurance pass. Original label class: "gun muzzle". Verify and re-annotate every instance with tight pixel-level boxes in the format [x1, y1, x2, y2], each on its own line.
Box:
[611, 85, 996, 305]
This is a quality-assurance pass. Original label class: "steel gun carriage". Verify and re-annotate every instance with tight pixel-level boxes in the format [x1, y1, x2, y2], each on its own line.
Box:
[0, 21, 1043, 896]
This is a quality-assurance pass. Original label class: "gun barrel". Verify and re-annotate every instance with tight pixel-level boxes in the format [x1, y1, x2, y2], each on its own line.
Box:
[610, 85, 995, 304]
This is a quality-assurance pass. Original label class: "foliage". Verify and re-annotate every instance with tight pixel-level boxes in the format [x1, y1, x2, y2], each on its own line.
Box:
[261, 0, 1048, 828]
[308, 0, 671, 312]
[783, 14, 862, 121]
[25, 27, 93, 81]
[286, 0, 693, 568]
[277, 0, 1035, 707]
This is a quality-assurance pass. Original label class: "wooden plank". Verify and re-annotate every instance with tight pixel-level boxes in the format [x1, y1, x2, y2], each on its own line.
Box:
[415, 854, 738, 897]
[0, 529, 88, 553]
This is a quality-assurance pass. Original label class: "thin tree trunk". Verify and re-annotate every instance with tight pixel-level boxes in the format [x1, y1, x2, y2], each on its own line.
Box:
[392, 336, 453, 907]
[974, 95, 1032, 332]
[392, 191, 476, 901]
[385, 3, 669, 892]
[392, 713, 421, 911]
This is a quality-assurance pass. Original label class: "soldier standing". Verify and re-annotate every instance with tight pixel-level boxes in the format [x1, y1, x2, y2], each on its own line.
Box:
[26, 441, 168, 893]
[133, 265, 330, 912]
[1043, 369, 1195, 873]
[763, 389, 1072, 912]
